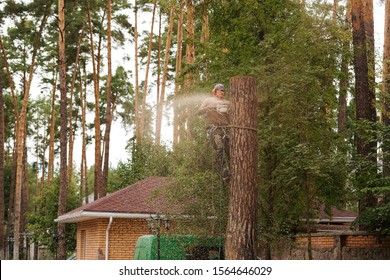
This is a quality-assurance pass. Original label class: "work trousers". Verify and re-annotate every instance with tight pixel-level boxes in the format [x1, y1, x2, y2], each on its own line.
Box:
[208, 126, 230, 176]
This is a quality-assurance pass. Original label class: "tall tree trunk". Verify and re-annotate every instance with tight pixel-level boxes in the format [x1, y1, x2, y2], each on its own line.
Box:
[0, 56, 5, 260]
[0, 39, 18, 258]
[48, 72, 57, 183]
[363, 0, 375, 92]
[13, 13, 49, 260]
[200, 2, 209, 44]
[338, 0, 351, 134]
[304, 172, 314, 260]
[156, 8, 162, 145]
[68, 21, 85, 183]
[333, 0, 338, 21]
[39, 139, 47, 197]
[7, 148, 16, 259]
[382, 0, 390, 175]
[351, 0, 377, 214]
[140, 0, 157, 141]
[20, 138, 28, 259]
[0, 37, 19, 121]
[156, 6, 174, 145]
[173, 0, 184, 147]
[87, 2, 102, 200]
[182, 0, 196, 141]
[225, 77, 259, 260]
[156, 8, 162, 127]
[200, 0, 209, 80]
[102, 0, 113, 197]
[80, 68, 88, 204]
[134, 2, 140, 142]
[57, 0, 68, 260]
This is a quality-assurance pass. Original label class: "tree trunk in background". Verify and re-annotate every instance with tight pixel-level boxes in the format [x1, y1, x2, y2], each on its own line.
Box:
[351, 0, 377, 214]
[68, 21, 85, 183]
[48, 73, 57, 184]
[102, 0, 113, 197]
[0, 57, 5, 259]
[333, 0, 338, 20]
[80, 69, 88, 204]
[0, 41, 18, 258]
[134, 2, 140, 142]
[181, 0, 195, 141]
[199, 1, 209, 80]
[140, 1, 157, 141]
[156, 9, 162, 132]
[173, 1, 184, 147]
[57, 0, 68, 260]
[13, 12, 49, 260]
[363, 0, 375, 95]
[20, 141, 28, 259]
[156, 6, 174, 145]
[382, 0, 390, 175]
[225, 77, 259, 260]
[0, 38, 18, 121]
[338, 0, 351, 134]
[87, 2, 102, 200]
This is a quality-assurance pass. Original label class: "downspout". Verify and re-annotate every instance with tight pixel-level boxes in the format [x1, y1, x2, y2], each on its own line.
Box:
[106, 216, 113, 260]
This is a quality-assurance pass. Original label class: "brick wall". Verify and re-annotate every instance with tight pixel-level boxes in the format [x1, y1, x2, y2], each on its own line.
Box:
[76, 218, 150, 260]
[108, 219, 150, 260]
[273, 232, 390, 260]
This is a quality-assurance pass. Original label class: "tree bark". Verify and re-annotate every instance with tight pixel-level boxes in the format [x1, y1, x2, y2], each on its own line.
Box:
[102, 0, 113, 197]
[14, 12, 49, 260]
[0, 54, 5, 259]
[68, 21, 85, 183]
[156, 6, 174, 145]
[183, 0, 196, 141]
[80, 68, 88, 204]
[140, 0, 157, 141]
[338, 0, 351, 134]
[173, 0, 184, 147]
[351, 0, 377, 214]
[382, 0, 390, 175]
[225, 76, 259, 260]
[57, 0, 68, 260]
[134, 2, 140, 142]
[48, 72, 57, 183]
[87, 2, 102, 200]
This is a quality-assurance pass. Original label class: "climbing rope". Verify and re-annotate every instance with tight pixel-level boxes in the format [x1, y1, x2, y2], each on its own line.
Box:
[228, 124, 258, 132]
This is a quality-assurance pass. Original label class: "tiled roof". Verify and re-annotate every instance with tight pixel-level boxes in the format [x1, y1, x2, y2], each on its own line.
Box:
[318, 205, 357, 223]
[55, 176, 171, 223]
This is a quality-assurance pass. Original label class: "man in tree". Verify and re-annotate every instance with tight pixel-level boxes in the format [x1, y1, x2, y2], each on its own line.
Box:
[197, 84, 230, 180]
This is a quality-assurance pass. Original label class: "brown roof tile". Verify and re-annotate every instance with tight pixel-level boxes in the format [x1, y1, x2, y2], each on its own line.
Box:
[56, 177, 171, 223]
[318, 204, 357, 222]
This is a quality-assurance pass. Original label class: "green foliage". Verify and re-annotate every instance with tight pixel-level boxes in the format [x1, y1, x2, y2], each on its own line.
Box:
[354, 202, 390, 235]
[250, 1, 350, 252]
[201, 0, 301, 81]
[108, 140, 172, 192]
[165, 137, 229, 237]
[27, 175, 79, 259]
[350, 123, 390, 235]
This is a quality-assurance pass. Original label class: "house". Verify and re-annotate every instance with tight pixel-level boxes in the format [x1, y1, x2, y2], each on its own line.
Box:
[55, 176, 171, 260]
[315, 205, 358, 232]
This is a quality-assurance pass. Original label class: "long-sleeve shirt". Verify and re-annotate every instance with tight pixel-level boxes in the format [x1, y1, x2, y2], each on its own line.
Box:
[197, 96, 229, 127]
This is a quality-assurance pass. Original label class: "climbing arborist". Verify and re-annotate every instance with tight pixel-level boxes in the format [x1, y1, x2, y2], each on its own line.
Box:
[197, 83, 230, 180]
